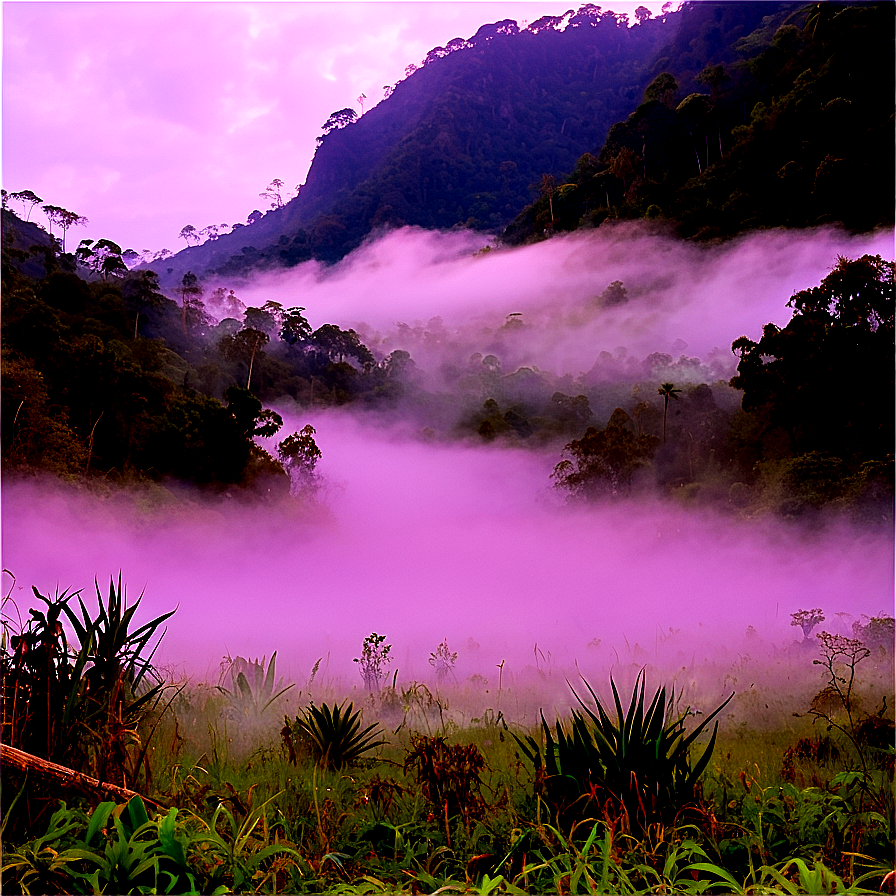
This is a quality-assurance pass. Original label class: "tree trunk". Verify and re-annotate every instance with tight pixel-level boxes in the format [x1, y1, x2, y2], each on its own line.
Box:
[1, 744, 163, 807]
[247, 345, 257, 391]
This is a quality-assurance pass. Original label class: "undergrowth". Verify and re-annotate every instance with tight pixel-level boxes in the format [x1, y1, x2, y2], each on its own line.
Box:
[2, 585, 893, 894]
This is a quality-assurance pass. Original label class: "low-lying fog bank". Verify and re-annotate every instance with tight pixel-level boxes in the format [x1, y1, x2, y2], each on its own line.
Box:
[232, 223, 894, 377]
[4, 411, 891, 699]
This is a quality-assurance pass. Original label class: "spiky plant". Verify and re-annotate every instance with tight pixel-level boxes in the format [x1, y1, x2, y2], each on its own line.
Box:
[516, 671, 733, 833]
[293, 701, 385, 770]
[217, 652, 294, 720]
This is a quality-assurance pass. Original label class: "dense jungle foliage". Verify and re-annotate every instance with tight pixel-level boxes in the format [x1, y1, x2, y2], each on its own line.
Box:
[3, 207, 892, 523]
[504, 2, 894, 243]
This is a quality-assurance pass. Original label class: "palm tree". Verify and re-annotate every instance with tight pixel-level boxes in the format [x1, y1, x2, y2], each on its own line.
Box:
[658, 382, 681, 443]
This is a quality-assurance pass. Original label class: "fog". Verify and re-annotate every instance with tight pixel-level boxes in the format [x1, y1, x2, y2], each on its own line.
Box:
[233, 222, 894, 378]
[3, 224, 893, 716]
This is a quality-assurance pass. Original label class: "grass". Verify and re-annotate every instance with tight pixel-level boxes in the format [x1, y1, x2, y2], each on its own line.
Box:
[2, 627, 893, 894]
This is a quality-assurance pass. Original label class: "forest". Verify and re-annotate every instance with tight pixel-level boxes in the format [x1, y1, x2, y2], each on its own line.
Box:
[2, 1, 894, 894]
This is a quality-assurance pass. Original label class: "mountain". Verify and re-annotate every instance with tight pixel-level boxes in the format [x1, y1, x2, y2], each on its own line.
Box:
[504, 1, 895, 242]
[149, 5, 679, 286]
[150, 0, 892, 287]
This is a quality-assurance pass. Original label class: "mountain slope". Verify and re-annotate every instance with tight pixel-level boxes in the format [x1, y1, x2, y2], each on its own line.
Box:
[149, 6, 676, 285]
[504, 1, 895, 243]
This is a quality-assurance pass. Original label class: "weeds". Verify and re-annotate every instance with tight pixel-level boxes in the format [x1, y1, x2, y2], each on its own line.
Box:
[354, 633, 391, 692]
[217, 651, 294, 721]
[2, 580, 892, 895]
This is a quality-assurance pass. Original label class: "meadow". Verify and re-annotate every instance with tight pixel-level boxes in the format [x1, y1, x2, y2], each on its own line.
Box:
[2, 578, 893, 895]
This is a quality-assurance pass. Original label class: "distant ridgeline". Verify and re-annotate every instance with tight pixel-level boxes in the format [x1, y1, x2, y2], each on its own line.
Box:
[146, 1, 893, 285]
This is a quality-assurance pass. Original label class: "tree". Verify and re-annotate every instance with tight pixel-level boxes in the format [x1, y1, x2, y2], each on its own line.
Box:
[247, 210, 264, 225]
[319, 108, 358, 143]
[609, 146, 640, 195]
[598, 280, 628, 307]
[657, 383, 681, 443]
[259, 179, 285, 210]
[179, 271, 204, 336]
[225, 386, 283, 445]
[243, 306, 277, 336]
[553, 410, 659, 499]
[788, 254, 894, 331]
[643, 72, 678, 107]
[676, 93, 712, 174]
[220, 328, 269, 391]
[791, 608, 825, 641]
[280, 306, 312, 346]
[42, 206, 87, 252]
[538, 174, 557, 226]
[120, 249, 142, 268]
[179, 225, 199, 246]
[634, 6, 652, 25]
[121, 270, 166, 339]
[277, 425, 322, 495]
[357, 93, 367, 114]
[731, 255, 894, 460]
[10, 189, 42, 221]
[75, 239, 127, 280]
[309, 324, 373, 367]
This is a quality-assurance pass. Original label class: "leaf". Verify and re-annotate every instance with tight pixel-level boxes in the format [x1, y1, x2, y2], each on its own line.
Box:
[85, 802, 116, 847]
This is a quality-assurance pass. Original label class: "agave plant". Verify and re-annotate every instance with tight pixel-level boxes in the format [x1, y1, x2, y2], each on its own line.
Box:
[515, 671, 733, 833]
[217, 652, 294, 720]
[2, 577, 175, 791]
[293, 701, 385, 770]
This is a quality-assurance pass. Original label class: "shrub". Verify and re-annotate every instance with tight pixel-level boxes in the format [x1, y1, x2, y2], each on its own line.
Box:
[516, 671, 732, 833]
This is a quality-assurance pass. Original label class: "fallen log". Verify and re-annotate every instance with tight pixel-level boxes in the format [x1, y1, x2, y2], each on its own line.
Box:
[1, 744, 164, 808]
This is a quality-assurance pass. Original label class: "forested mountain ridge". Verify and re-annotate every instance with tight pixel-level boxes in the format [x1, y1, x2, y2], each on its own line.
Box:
[148, 1, 859, 285]
[505, 1, 894, 243]
[148, 4, 682, 285]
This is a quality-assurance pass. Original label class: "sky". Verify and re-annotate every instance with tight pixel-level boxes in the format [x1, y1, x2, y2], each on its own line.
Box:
[2, 0, 676, 257]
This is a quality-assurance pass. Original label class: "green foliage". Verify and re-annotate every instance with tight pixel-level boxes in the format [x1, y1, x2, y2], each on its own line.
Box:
[732, 255, 894, 465]
[1, 794, 301, 895]
[791, 608, 825, 641]
[292, 701, 385, 770]
[278, 425, 322, 495]
[553, 410, 660, 499]
[1, 577, 174, 792]
[506, 2, 894, 244]
[217, 651, 295, 721]
[428, 638, 458, 683]
[516, 672, 732, 833]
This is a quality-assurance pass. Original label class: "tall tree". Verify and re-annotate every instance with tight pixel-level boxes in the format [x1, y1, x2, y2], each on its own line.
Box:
[657, 382, 681, 443]
[179, 225, 199, 246]
[11, 189, 42, 221]
[179, 271, 204, 336]
[259, 179, 285, 209]
[42, 206, 87, 252]
[220, 328, 269, 391]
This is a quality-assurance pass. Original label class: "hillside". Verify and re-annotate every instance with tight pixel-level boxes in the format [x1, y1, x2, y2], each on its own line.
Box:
[148, 5, 679, 285]
[504, 1, 895, 243]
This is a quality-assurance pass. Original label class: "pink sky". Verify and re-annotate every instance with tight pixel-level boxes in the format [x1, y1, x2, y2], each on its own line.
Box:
[3, 1, 675, 256]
